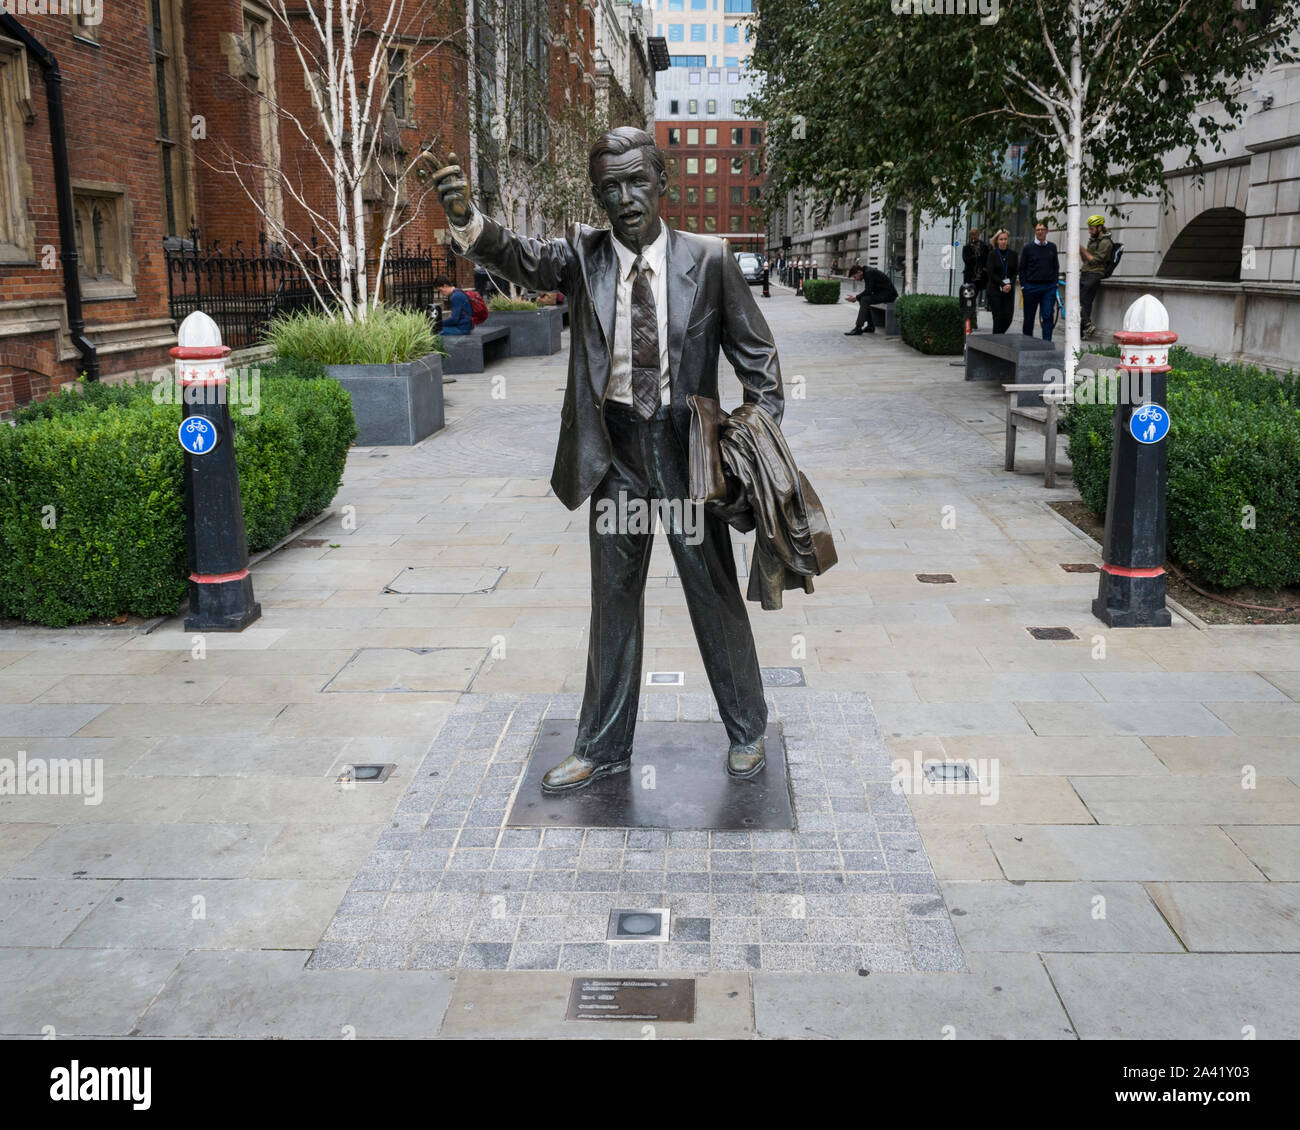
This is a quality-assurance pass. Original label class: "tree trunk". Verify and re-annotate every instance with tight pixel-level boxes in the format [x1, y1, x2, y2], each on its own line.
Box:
[1063, 0, 1084, 381]
[904, 200, 915, 295]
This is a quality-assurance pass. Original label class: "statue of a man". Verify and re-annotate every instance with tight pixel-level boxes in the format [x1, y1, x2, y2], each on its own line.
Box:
[432, 128, 783, 793]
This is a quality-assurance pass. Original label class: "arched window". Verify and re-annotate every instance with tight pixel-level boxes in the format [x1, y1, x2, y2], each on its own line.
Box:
[1158, 207, 1246, 282]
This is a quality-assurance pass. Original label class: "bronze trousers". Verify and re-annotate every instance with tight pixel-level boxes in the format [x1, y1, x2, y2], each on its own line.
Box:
[572, 400, 768, 763]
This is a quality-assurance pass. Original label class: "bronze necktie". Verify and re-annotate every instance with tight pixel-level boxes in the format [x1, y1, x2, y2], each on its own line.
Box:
[630, 255, 660, 420]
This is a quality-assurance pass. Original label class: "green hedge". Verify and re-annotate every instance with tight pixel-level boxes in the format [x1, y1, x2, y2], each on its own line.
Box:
[895, 294, 963, 355]
[1060, 354, 1300, 589]
[802, 278, 841, 304]
[0, 370, 356, 627]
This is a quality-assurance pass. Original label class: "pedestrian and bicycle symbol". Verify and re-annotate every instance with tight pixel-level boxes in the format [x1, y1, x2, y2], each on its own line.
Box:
[179, 416, 219, 455]
[1129, 403, 1170, 445]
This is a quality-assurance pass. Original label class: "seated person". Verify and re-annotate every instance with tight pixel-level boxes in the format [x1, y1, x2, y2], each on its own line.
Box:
[436, 275, 473, 335]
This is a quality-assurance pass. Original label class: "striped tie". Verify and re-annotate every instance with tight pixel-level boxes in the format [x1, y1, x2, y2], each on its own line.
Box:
[630, 255, 660, 420]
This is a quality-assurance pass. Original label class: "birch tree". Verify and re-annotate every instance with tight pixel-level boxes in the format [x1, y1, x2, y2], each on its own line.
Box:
[222, 0, 459, 322]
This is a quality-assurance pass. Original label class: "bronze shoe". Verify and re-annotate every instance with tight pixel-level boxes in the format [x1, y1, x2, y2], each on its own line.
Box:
[541, 753, 631, 794]
[726, 736, 766, 779]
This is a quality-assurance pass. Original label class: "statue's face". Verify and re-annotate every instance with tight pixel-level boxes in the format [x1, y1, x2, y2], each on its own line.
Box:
[591, 147, 667, 248]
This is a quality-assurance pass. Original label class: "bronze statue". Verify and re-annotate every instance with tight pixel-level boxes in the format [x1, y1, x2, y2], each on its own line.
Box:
[432, 128, 783, 793]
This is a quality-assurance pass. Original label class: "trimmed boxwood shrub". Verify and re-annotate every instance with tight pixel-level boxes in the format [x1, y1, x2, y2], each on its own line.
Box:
[1060, 354, 1300, 589]
[0, 371, 356, 627]
[802, 278, 841, 304]
[895, 294, 963, 355]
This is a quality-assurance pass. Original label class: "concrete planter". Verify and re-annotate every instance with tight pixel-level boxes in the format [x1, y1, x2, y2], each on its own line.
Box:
[488, 306, 564, 356]
[325, 352, 444, 446]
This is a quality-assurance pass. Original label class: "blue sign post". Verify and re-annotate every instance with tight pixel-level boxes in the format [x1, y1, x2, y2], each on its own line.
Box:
[1128, 403, 1171, 445]
[178, 416, 219, 455]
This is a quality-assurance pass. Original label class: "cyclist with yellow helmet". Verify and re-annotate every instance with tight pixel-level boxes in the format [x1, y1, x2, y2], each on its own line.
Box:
[1080, 214, 1113, 337]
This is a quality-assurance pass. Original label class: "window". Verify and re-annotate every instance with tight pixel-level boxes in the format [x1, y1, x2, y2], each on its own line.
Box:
[709, 70, 720, 83]
[705, 128, 717, 145]
[151, 0, 194, 239]
[725, 25, 739, 43]
[704, 216, 717, 232]
[673, 55, 707, 67]
[387, 49, 409, 120]
[685, 216, 698, 231]
[749, 186, 761, 202]
[692, 0, 707, 7]
[750, 128, 763, 145]
[731, 156, 744, 175]
[0, 35, 35, 262]
[686, 128, 699, 144]
[667, 127, 681, 145]
[730, 127, 743, 145]
[686, 186, 698, 203]
[668, 24, 684, 40]
[668, 0, 684, 8]
[724, 0, 753, 12]
[670, 99, 679, 114]
[686, 157, 699, 174]
[704, 185, 717, 203]
[750, 154, 761, 175]
[668, 186, 681, 204]
[706, 99, 717, 113]
[72, 183, 133, 296]
[665, 156, 678, 174]
[688, 99, 698, 112]
[242, 6, 283, 235]
[730, 186, 742, 204]
[690, 24, 705, 41]
[704, 157, 717, 174]
[729, 216, 742, 232]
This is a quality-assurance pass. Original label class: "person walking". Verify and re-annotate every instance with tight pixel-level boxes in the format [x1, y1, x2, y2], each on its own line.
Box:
[985, 229, 1019, 334]
[844, 264, 897, 335]
[1079, 214, 1113, 337]
[962, 228, 988, 310]
[1019, 221, 1059, 340]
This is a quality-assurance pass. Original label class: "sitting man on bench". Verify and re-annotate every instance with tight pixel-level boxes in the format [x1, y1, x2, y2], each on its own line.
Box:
[844, 264, 897, 335]
[436, 275, 473, 335]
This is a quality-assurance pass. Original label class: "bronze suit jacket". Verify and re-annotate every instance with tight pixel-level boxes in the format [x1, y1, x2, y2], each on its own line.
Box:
[460, 216, 784, 510]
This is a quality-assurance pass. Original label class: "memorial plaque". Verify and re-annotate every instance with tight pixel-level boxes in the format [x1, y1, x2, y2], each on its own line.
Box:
[565, 978, 696, 1022]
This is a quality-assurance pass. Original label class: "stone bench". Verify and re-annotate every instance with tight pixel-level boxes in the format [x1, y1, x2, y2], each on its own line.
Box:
[868, 301, 899, 336]
[441, 324, 511, 374]
[965, 333, 1063, 407]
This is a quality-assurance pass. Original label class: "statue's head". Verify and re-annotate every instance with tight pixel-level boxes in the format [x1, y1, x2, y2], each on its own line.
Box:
[589, 127, 668, 249]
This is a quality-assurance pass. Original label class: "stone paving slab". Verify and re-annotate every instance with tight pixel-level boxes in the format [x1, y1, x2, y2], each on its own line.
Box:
[1143, 882, 1300, 951]
[310, 690, 964, 974]
[1042, 954, 1300, 1039]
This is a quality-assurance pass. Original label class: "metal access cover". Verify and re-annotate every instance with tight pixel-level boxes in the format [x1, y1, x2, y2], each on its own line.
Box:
[384, 566, 506, 594]
[607, 908, 670, 942]
[924, 761, 976, 782]
[1027, 626, 1079, 640]
[324, 647, 487, 693]
[566, 978, 695, 1022]
[645, 671, 684, 686]
[338, 763, 395, 784]
[916, 573, 956, 584]
[1060, 563, 1100, 573]
[762, 667, 806, 687]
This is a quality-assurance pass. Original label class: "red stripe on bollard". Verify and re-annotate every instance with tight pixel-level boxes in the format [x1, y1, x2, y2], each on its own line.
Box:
[1100, 563, 1165, 578]
[189, 569, 251, 584]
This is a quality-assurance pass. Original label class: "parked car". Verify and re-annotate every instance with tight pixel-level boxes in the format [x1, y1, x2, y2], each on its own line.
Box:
[735, 252, 764, 284]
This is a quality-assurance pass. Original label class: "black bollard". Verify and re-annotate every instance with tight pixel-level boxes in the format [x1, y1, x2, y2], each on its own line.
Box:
[761, 266, 770, 298]
[173, 311, 261, 632]
[1092, 295, 1176, 628]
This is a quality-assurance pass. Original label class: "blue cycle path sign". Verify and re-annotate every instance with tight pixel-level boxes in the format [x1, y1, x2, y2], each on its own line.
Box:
[179, 416, 219, 455]
[1129, 403, 1171, 445]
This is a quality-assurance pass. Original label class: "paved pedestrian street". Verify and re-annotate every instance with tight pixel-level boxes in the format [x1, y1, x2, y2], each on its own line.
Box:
[3, 288, 1299, 1040]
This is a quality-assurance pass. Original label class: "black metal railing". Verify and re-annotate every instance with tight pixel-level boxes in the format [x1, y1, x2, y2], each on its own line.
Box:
[164, 226, 457, 350]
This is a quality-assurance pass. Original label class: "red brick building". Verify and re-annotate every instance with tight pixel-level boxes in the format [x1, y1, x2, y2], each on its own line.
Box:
[655, 118, 763, 251]
[0, 2, 472, 417]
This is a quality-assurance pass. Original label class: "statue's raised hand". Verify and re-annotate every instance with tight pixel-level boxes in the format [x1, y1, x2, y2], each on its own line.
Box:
[430, 152, 473, 226]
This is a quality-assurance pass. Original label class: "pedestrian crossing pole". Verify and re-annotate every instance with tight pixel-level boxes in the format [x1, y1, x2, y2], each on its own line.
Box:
[1092, 295, 1176, 627]
[173, 311, 261, 632]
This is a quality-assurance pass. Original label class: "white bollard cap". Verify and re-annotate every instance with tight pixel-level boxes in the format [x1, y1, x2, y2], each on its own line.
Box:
[177, 310, 224, 349]
[1123, 294, 1169, 333]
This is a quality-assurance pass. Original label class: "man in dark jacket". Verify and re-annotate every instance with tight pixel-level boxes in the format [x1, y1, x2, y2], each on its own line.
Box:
[1019, 221, 1060, 340]
[433, 128, 781, 791]
[435, 276, 473, 335]
[962, 229, 988, 308]
[844, 264, 897, 334]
